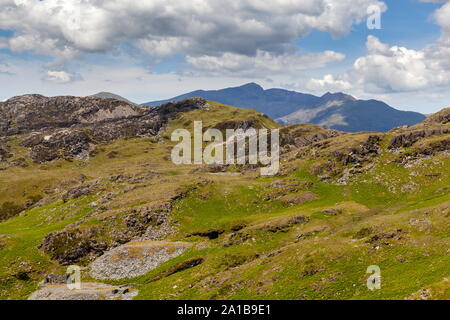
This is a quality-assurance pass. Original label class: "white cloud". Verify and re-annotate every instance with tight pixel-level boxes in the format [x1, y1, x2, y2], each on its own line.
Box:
[44, 70, 79, 84]
[365, 35, 390, 55]
[318, 2, 450, 95]
[0, 62, 13, 75]
[435, 2, 450, 44]
[137, 37, 192, 59]
[187, 50, 345, 76]
[2, 0, 449, 115]
[348, 34, 450, 93]
[352, 37, 429, 92]
[0, 0, 385, 65]
[306, 74, 352, 92]
[339, 2, 450, 94]
[300, 0, 450, 112]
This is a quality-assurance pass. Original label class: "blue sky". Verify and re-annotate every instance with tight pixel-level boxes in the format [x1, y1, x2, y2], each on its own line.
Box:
[0, 0, 450, 113]
[299, 0, 441, 56]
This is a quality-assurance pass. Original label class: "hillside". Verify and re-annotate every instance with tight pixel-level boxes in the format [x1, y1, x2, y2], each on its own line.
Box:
[143, 83, 426, 132]
[0, 96, 448, 300]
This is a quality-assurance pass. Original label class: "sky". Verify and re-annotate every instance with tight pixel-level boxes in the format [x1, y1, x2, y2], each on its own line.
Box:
[0, 0, 450, 114]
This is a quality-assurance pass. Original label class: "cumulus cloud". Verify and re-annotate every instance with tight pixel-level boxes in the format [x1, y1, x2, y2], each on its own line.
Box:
[137, 37, 192, 59]
[187, 50, 345, 76]
[348, 31, 450, 93]
[0, 0, 385, 67]
[346, 1, 450, 94]
[322, 0, 450, 95]
[44, 70, 80, 83]
[435, 2, 450, 44]
[306, 74, 352, 92]
[352, 36, 430, 92]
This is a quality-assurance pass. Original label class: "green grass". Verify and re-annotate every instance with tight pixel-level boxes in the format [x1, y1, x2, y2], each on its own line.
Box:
[0, 104, 448, 300]
[0, 196, 96, 299]
[129, 154, 450, 300]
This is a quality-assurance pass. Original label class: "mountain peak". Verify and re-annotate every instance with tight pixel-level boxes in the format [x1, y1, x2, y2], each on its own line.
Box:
[142, 85, 425, 132]
[90, 92, 137, 105]
[238, 82, 264, 91]
[321, 92, 355, 101]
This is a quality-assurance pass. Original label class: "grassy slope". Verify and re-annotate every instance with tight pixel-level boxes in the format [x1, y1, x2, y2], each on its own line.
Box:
[133, 159, 449, 300]
[0, 101, 448, 300]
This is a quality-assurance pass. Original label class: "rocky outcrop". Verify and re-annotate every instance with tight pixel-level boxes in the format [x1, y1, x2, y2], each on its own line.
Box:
[23, 130, 93, 163]
[156, 97, 208, 119]
[0, 95, 207, 163]
[62, 184, 99, 201]
[39, 230, 107, 265]
[215, 120, 256, 130]
[331, 135, 382, 166]
[0, 94, 148, 134]
[37, 198, 176, 265]
[0, 146, 11, 162]
[425, 108, 450, 125]
[29, 145, 59, 163]
[1, 95, 206, 135]
[395, 137, 450, 167]
[388, 128, 449, 149]
[281, 125, 342, 149]
[258, 215, 310, 233]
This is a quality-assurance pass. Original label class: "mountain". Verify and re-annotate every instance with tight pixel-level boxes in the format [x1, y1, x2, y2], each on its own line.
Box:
[278, 93, 427, 132]
[0, 94, 449, 300]
[143, 82, 319, 119]
[90, 92, 137, 105]
[143, 83, 426, 132]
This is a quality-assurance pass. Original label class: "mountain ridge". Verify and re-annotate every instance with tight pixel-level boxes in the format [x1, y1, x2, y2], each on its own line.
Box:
[143, 83, 426, 132]
[143, 83, 320, 119]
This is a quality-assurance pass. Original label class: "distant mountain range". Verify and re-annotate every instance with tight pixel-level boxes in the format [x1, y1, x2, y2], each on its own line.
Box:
[143, 83, 426, 132]
[91, 92, 138, 105]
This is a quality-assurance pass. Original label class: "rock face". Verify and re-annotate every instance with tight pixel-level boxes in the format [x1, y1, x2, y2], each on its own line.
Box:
[388, 128, 449, 149]
[39, 230, 108, 266]
[29, 283, 138, 300]
[280, 124, 342, 149]
[90, 241, 192, 280]
[0, 94, 147, 133]
[0, 146, 11, 162]
[37, 198, 176, 266]
[327, 135, 382, 169]
[0, 95, 207, 163]
[425, 108, 450, 124]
